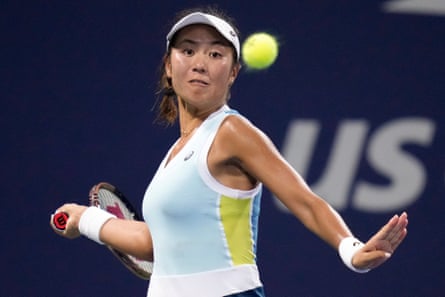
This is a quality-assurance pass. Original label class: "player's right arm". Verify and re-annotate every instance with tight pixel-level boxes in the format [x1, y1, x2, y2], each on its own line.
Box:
[100, 217, 153, 261]
[50, 203, 153, 261]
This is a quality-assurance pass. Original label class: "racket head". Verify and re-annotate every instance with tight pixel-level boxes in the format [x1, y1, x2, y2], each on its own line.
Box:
[89, 182, 153, 280]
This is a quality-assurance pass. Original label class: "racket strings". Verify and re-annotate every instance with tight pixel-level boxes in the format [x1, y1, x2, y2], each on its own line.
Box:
[97, 189, 135, 220]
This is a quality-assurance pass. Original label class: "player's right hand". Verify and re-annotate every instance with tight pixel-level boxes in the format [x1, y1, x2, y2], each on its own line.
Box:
[50, 203, 87, 239]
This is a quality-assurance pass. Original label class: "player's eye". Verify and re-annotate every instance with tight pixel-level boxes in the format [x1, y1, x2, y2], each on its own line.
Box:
[209, 51, 222, 58]
[183, 48, 194, 56]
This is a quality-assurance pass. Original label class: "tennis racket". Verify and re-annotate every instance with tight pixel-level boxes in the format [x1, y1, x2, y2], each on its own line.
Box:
[51, 182, 153, 279]
[89, 182, 153, 280]
[52, 212, 69, 231]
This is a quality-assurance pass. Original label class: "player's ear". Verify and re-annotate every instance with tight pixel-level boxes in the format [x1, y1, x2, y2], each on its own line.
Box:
[164, 54, 172, 78]
[229, 62, 241, 86]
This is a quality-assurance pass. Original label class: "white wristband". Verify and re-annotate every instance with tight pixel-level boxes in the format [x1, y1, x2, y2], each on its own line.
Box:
[338, 237, 370, 273]
[78, 206, 116, 245]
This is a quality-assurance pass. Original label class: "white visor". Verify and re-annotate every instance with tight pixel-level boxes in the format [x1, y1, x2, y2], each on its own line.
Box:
[166, 12, 240, 60]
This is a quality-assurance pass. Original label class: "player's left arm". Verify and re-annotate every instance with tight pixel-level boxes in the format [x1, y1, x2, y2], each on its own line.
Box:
[220, 115, 408, 271]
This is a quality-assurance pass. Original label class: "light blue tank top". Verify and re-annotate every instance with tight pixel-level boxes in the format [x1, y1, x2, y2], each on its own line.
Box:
[142, 105, 263, 296]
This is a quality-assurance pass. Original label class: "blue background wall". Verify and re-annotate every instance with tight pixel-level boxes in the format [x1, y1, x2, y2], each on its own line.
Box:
[2, 1, 444, 296]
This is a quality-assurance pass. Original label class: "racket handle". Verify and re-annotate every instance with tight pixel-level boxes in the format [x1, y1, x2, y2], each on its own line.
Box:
[53, 212, 69, 231]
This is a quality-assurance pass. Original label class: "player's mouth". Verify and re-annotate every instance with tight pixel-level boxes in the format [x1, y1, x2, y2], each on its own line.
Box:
[189, 79, 209, 86]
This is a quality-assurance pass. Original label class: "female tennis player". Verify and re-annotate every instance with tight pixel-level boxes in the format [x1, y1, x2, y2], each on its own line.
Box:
[51, 6, 408, 297]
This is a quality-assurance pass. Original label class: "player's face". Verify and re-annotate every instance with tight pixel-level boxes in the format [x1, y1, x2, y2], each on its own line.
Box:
[166, 25, 239, 110]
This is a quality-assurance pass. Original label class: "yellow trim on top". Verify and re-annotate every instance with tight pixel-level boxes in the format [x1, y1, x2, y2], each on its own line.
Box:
[220, 195, 255, 265]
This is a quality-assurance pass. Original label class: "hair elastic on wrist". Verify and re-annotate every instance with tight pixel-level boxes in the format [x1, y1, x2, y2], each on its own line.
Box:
[338, 237, 371, 273]
[78, 206, 116, 244]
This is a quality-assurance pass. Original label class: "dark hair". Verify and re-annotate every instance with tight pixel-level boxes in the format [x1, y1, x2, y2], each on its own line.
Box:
[154, 6, 241, 126]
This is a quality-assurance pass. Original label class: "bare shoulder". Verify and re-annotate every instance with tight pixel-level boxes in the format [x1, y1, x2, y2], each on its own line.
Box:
[218, 114, 265, 142]
[215, 114, 277, 158]
[211, 112, 291, 190]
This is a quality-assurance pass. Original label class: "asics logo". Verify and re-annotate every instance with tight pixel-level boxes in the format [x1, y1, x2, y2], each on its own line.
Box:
[184, 151, 194, 161]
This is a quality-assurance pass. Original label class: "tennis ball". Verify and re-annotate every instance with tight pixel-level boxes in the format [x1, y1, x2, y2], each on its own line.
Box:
[242, 32, 279, 70]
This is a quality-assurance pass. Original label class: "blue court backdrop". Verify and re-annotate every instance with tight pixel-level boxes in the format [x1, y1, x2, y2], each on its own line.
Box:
[2, 1, 444, 296]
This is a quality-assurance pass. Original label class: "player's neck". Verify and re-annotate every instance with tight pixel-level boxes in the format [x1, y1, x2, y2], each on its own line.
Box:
[177, 100, 222, 137]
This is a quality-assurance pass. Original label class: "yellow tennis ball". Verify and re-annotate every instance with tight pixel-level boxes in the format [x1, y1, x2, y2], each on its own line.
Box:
[242, 32, 279, 70]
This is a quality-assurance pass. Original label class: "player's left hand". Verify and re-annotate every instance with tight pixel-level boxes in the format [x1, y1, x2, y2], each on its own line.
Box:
[352, 212, 408, 270]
